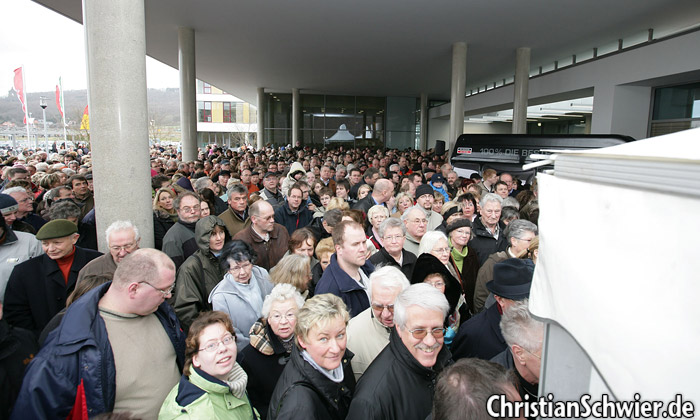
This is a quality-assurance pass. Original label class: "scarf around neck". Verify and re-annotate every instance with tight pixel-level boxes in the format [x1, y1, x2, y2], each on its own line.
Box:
[301, 349, 344, 383]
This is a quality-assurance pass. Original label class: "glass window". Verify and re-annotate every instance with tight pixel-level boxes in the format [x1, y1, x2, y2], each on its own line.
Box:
[223, 102, 233, 123]
[203, 82, 211, 94]
[650, 82, 700, 136]
[198, 101, 212, 122]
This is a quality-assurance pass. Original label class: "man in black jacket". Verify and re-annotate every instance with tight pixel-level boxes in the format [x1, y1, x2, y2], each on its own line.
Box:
[346, 283, 452, 420]
[3, 219, 101, 335]
[469, 193, 508, 265]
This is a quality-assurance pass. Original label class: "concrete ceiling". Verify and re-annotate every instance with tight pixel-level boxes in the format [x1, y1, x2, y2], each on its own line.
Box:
[35, 0, 700, 104]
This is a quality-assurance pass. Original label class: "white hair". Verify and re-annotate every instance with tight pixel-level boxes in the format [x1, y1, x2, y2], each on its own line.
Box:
[262, 283, 305, 318]
[368, 266, 410, 301]
[105, 220, 140, 243]
[418, 231, 449, 256]
[499, 299, 544, 353]
[393, 283, 449, 329]
[367, 204, 390, 220]
[480, 193, 503, 208]
[400, 205, 427, 222]
[3, 187, 29, 196]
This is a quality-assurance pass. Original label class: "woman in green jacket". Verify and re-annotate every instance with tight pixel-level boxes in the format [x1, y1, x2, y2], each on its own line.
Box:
[159, 311, 258, 420]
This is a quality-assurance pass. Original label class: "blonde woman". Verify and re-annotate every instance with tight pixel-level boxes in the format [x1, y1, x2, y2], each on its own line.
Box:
[153, 188, 178, 250]
[269, 254, 313, 298]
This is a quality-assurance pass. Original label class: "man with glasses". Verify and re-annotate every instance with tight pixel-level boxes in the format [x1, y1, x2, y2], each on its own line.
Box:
[4, 187, 46, 232]
[347, 265, 409, 381]
[369, 217, 417, 279]
[76, 220, 140, 285]
[346, 283, 452, 420]
[162, 192, 202, 270]
[12, 248, 185, 419]
[3, 219, 101, 335]
[401, 205, 429, 256]
[472, 219, 537, 314]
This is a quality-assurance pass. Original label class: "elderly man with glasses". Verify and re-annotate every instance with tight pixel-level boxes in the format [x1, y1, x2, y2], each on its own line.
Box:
[162, 192, 202, 270]
[12, 248, 185, 419]
[347, 265, 410, 381]
[346, 283, 453, 420]
[76, 220, 141, 286]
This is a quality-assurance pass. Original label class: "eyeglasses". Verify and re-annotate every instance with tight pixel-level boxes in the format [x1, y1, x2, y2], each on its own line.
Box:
[180, 205, 201, 213]
[382, 234, 404, 242]
[199, 334, 236, 353]
[17, 197, 33, 204]
[409, 218, 428, 225]
[433, 247, 451, 254]
[229, 261, 252, 274]
[140, 281, 175, 296]
[407, 327, 445, 340]
[371, 303, 394, 313]
[109, 242, 137, 253]
[269, 312, 296, 322]
[425, 280, 445, 289]
[524, 347, 541, 360]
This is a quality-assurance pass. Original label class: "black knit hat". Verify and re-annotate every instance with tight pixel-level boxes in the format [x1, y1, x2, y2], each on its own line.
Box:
[0, 194, 18, 215]
[442, 206, 461, 222]
[411, 253, 462, 316]
[446, 217, 473, 235]
[415, 184, 434, 200]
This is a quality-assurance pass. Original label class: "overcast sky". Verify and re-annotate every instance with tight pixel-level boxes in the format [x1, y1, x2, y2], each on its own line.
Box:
[0, 0, 180, 94]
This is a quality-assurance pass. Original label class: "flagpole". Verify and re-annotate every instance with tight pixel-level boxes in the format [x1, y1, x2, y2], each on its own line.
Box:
[21, 66, 31, 152]
[60, 77, 67, 145]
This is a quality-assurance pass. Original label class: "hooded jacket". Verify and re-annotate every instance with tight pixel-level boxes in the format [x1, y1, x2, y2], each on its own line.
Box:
[267, 345, 355, 420]
[10, 282, 185, 419]
[280, 162, 307, 198]
[174, 216, 228, 333]
[345, 327, 452, 420]
[314, 254, 374, 318]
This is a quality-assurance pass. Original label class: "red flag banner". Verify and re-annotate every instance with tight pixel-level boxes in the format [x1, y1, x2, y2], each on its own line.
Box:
[13, 67, 27, 124]
[56, 85, 64, 118]
[80, 105, 89, 130]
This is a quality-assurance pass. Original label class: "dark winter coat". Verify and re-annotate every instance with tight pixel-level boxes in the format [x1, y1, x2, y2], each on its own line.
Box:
[0, 319, 38, 420]
[238, 322, 292, 419]
[173, 216, 228, 333]
[267, 345, 355, 420]
[346, 327, 453, 420]
[468, 216, 508, 265]
[451, 303, 506, 361]
[153, 209, 177, 250]
[162, 219, 198, 270]
[3, 246, 102, 334]
[274, 201, 313, 236]
[369, 248, 417, 280]
[10, 282, 185, 420]
[315, 254, 374, 318]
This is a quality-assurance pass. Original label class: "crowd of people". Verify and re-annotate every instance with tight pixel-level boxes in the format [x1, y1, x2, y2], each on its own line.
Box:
[0, 141, 544, 419]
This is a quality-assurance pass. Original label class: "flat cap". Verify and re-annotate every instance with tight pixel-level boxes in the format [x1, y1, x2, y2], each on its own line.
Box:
[36, 219, 78, 240]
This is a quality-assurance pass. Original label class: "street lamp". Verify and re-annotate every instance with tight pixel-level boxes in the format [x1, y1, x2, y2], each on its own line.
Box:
[39, 96, 48, 151]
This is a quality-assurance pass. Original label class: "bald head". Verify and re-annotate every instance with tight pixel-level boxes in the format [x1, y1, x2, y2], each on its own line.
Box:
[250, 199, 273, 217]
[373, 178, 395, 203]
[113, 248, 174, 288]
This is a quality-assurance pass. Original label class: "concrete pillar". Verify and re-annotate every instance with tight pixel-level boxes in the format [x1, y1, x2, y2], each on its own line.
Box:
[83, 0, 154, 250]
[257, 87, 265, 150]
[178, 27, 198, 161]
[513, 47, 531, 134]
[420, 93, 428, 151]
[591, 84, 652, 139]
[449, 42, 467, 152]
[292, 88, 300, 146]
